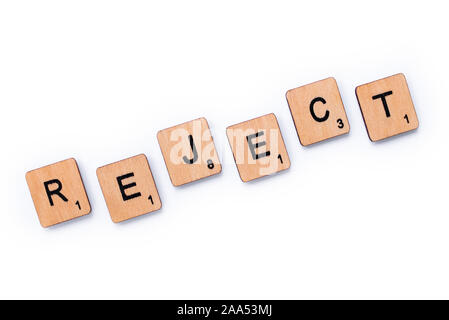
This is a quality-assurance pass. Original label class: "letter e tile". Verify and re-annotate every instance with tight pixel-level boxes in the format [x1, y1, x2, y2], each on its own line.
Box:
[226, 113, 290, 182]
[355, 73, 419, 142]
[96, 154, 162, 223]
[25, 158, 91, 228]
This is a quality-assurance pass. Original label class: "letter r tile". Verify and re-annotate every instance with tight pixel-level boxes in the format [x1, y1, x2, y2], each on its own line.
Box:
[25, 158, 91, 228]
[356, 73, 419, 142]
[286, 77, 350, 146]
[157, 117, 222, 186]
[96, 154, 162, 223]
[226, 113, 290, 182]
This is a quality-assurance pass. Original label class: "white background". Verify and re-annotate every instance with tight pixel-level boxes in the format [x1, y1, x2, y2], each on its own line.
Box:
[0, 0, 448, 299]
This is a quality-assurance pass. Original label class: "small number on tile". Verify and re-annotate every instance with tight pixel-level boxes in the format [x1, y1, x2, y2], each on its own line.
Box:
[207, 159, 214, 169]
[278, 154, 283, 164]
[337, 118, 344, 129]
[404, 114, 409, 124]
[75, 200, 81, 210]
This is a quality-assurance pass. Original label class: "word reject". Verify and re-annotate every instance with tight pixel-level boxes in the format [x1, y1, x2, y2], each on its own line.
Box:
[25, 73, 419, 227]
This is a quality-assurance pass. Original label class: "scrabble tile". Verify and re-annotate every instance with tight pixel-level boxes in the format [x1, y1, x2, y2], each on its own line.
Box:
[226, 113, 290, 182]
[356, 73, 419, 142]
[25, 158, 91, 228]
[286, 77, 350, 146]
[96, 154, 162, 223]
[157, 117, 222, 186]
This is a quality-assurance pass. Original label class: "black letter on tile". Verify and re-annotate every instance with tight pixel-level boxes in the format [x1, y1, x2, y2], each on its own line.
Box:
[182, 134, 198, 164]
[247, 131, 271, 160]
[372, 91, 393, 117]
[44, 179, 68, 206]
[117, 173, 141, 201]
[310, 97, 330, 122]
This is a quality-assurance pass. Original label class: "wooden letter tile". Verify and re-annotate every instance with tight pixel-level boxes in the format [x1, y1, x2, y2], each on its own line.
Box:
[356, 73, 419, 142]
[96, 154, 162, 223]
[26, 158, 91, 228]
[157, 117, 222, 186]
[286, 77, 350, 146]
[226, 113, 290, 182]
